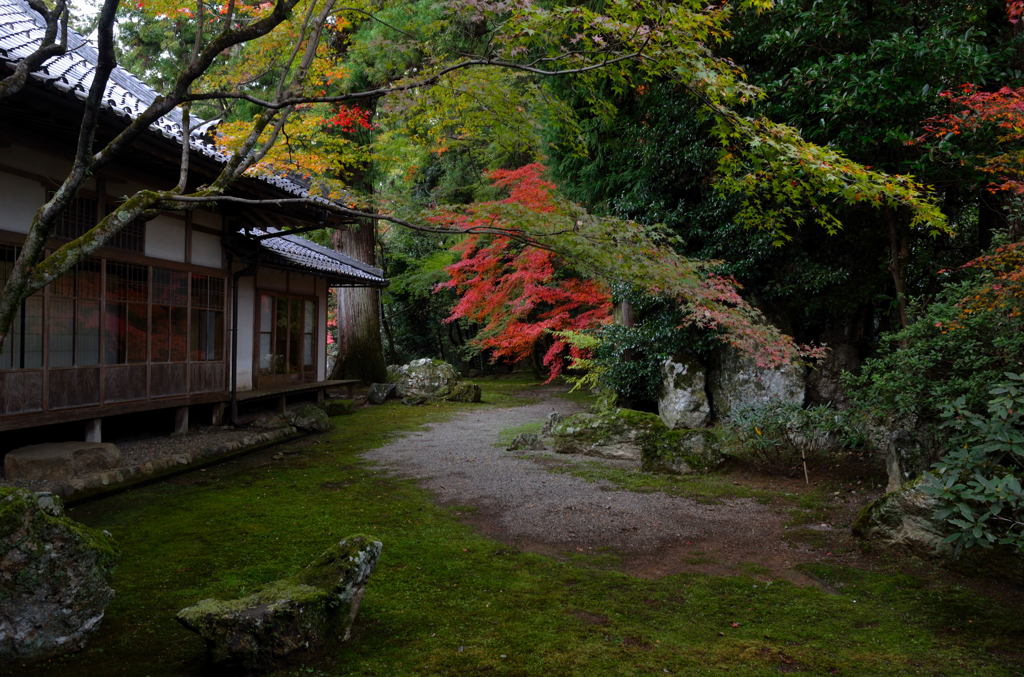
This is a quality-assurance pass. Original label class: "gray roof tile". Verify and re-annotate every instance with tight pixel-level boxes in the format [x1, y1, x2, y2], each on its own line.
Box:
[246, 227, 386, 286]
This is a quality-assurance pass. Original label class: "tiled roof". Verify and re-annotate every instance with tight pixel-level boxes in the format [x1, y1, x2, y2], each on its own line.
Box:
[245, 227, 387, 287]
[0, 0, 329, 204]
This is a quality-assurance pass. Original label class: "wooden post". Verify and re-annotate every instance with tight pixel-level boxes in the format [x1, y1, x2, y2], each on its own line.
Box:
[85, 418, 102, 443]
[174, 406, 189, 435]
[211, 402, 226, 426]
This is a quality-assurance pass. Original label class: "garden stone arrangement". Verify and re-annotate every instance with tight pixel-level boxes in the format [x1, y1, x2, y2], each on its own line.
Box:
[0, 487, 117, 661]
[177, 535, 382, 673]
[373, 358, 482, 405]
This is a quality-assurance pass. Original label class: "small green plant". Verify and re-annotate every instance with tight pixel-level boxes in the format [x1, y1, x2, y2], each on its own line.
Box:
[923, 373, 1024, 555]
[727, 402, 865, 476]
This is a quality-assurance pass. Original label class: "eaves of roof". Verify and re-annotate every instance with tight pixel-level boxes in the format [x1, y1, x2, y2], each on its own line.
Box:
[0, 0, 330, 205]
[232, 227, 387, 288]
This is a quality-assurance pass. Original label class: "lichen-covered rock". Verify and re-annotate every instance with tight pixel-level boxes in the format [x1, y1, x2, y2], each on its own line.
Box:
[286, 404, 331, 433]
[248, 412, 290, 430]
[445, 381, 481, 403]
[0, 488, 117, 661]
[506, 432, 546, 451]
[540, 409, 565, 436]
[367, 382, 397, 404]
[852, 479, 952, 557]
[708, 345, 806, 419]
[550, 408, 726, 472]
[250, 406, 331, 433]
[550, 409, 650, 462]
[388, 358, 461, 399]
[177, 535, 382, 673]
[658, 357, 711, 429]
[4, 442, 121, 483]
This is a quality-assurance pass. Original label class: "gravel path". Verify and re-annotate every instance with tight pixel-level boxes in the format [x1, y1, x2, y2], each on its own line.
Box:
[365, 386, 817, 582]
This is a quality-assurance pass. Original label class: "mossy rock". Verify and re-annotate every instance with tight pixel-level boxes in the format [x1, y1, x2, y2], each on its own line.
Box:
[550, 408, 726, 472]
[643, 426, 732, 475]
[387, 358, 461, 399]
[0, 487, 118, 661]
[286, 404, 332, 433]
[176, 535, 382, 672]
[851, 477, 951, 557]
[445, 381, 481, 403]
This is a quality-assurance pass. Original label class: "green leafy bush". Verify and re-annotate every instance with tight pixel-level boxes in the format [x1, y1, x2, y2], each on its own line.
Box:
[846, 280, 1024, 423]
[584, 286, 719, 410]
[923, 373, 1024, 555]
[727, 401, 866, 475]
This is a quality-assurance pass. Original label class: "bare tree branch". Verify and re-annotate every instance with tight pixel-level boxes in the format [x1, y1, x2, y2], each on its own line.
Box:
[182, 50, 648, 108]
[158, 194, 571, 249]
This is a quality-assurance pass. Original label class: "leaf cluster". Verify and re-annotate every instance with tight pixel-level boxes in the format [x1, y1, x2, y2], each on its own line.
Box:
[924, 373, 1024, 554]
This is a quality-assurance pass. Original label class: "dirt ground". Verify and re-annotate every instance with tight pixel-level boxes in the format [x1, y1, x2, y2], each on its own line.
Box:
[364, 384, 873, 587]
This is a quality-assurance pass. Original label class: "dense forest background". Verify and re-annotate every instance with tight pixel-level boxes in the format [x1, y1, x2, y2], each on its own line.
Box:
[86, 0, 1024, 554]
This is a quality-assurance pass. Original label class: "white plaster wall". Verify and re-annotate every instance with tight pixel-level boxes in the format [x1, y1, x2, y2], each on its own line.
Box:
[235, 276, 255, 391]
[317, 280, 328, 381]
[191, 230, 223, 269]
[0, 171, 44, 235]
[144, 215, 186, 262]
[257, 268, 288, 292]
[290, 273, 315, 295]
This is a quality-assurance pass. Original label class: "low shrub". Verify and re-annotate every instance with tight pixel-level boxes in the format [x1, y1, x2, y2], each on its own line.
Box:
[923, 373, 1024, 555]
[727, 401, 866, 476]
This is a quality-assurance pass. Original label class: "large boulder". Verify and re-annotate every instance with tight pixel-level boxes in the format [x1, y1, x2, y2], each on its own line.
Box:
[387, 359, 461, 399]
[177, 535, 381, 673]
[852, 479, 952, 557]
[3, 442, 121, 483]
[0, 488, 117, 661]
[708, 345, 805, 419]
[658, 357, 711, 429]
[550, 408, 727, 472]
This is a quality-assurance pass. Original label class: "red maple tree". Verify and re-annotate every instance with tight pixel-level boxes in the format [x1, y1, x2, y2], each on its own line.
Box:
[436, 164, 818, 379]
[916, 83, 1024, 194]
[436, 165, 613, 378]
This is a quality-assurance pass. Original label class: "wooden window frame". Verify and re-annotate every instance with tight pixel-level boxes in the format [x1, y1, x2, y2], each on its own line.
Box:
[253, 289, 318, 389]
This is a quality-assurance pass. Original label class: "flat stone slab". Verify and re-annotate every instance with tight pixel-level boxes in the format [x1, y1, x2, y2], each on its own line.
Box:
[4, 442, 121, 482]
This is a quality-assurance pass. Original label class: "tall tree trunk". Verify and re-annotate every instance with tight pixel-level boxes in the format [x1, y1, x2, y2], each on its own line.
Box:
[886, 211, 910, 333]
[329, 219, 386, 382]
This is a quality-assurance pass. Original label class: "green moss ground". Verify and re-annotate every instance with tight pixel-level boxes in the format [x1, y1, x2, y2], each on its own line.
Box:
[16, 379, 1024, 676]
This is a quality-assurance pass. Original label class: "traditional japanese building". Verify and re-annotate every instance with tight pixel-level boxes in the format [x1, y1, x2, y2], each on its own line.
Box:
[0, 0, 386, 442]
